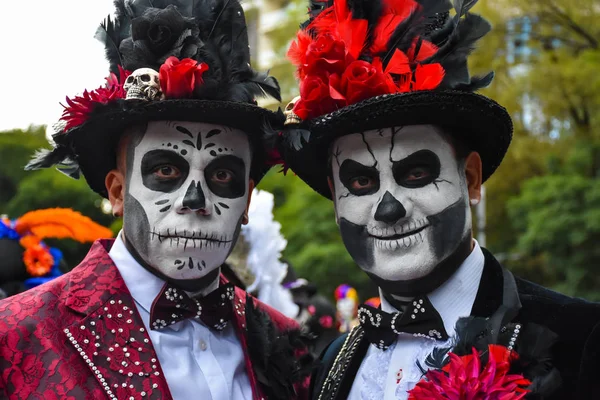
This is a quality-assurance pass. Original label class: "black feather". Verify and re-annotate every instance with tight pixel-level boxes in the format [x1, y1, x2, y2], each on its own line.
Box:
[358, 0, 384, 53]
[451, 316, 494, 357]
[263, 107, 285, 149]
[244, 295, 314, 399]
[453, 0, 479, 19]
[25, 146, 81, 179]
[95, 15, 125, 76]
[231, 72, 281, 102]
[452, 71, 494, 91]
[427, 16, 455, 46]
[426, 12, 491, 88]
[424, 345, 452, 369]
[511, 323, 562, 397]
[282, 129, 311, 151]
[382, 0, 452, 66]
[435, 13, 491, 63]
[301, 0, 331, 29]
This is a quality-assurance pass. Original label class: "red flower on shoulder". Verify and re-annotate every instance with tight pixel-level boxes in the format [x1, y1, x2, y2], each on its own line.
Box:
[408, 345, 531, 400]
[159, 56, 209, 99]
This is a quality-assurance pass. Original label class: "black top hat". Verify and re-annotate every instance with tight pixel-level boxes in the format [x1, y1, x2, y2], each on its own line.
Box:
[27, 0, 284, 198]
[280, 0, 513, 199]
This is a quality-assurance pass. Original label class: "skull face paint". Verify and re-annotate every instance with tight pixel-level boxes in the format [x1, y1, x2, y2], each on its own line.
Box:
[124, 121, 251, 282]
[330, 125, 472, 285]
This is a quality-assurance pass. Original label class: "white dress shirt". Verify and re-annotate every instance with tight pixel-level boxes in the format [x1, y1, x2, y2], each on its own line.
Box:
[348, 240, 485, 400]
[109, 233, 252, 400]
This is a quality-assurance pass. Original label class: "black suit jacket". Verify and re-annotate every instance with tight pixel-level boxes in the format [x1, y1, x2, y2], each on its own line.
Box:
[311, 249, 600, 399]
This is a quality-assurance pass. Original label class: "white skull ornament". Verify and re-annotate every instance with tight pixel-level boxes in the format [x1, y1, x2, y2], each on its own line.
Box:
[124, 68, 164, 101]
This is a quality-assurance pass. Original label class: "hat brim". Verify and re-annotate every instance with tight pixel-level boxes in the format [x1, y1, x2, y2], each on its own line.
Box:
[282, 90, 513, 199]
[54, 99, 283, 198]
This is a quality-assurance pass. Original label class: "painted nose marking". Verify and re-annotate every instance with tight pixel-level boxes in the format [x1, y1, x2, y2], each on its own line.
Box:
[182, 180, 206, 210]
[374, 191, 406, 225]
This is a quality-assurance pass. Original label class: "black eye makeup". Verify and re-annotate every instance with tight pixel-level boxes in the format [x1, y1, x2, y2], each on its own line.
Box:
[392, 149, 441, 188]
[339, 159, 380, 196]
[204, 155, 246, 198]
[141, 150, 190, 192]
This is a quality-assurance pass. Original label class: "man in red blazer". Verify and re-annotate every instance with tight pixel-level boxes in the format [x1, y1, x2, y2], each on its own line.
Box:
[0, 0, 310, 399]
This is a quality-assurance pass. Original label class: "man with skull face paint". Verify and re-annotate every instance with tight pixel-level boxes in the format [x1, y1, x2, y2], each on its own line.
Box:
[280, 0, 600, 398]
[0, 1, 311, 399]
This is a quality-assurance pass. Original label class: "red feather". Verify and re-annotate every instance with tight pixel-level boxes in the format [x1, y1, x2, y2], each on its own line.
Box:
[408, 39, 438, 61]
[412, 63, 445, 90]
[309, 0, 367, 60]
[308, 8, 337, 34]
[383, 49, 411, 75]
[370, 0, 419, 54]
[338, 18, 368, 60]
[287, 30, 313, 78]
[383, 0, 419, 16]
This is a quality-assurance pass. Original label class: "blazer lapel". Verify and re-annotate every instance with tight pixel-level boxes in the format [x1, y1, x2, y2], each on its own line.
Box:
[63, 240, 173, 400]
[471, 248, 505, 318]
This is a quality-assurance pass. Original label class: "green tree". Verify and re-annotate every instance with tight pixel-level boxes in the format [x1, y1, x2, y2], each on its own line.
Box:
[472, 0, 600, 298]
[0, 126, 48, 207]
[0, 127, 115, 269]
[508, 142, 600, 300]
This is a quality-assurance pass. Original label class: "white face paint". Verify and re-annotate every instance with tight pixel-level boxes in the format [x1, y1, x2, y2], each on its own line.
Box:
[123, 121, 251, 281]
[331, 125, 471, 283]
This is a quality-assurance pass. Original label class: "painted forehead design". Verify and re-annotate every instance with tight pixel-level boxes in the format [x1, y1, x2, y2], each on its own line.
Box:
[140, 121, 249, 158]
[333, 125, 453, 165]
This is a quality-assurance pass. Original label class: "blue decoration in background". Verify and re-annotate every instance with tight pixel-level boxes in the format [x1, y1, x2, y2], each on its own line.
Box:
[0, 219, 19, 240]
[1, 218, 64, 290]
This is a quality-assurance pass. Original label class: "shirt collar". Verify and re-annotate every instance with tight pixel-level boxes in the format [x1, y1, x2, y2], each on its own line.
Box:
[108, 231, 165, 315]
[380, 240, 485, 335]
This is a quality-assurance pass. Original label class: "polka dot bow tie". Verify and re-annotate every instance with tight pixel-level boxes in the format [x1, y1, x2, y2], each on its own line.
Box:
[150, 282, 235, 331]
[358, 296, 449, 350]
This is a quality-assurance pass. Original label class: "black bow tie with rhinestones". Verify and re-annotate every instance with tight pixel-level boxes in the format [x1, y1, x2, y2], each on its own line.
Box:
[358, 296, 449, 350]
[149, 282, 235, 331]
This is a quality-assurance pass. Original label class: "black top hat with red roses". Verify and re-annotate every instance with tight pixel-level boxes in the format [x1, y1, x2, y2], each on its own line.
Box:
[280, 0, 513, 199]
[27, 0, 283, 197]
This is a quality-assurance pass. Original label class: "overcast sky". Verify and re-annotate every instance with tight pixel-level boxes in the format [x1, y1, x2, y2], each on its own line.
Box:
[0, 0, 114, 133]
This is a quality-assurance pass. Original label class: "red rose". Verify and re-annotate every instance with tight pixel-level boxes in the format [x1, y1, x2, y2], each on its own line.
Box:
[295, 74, 344, 120]
[304, 34, 347, 77]
[159, 56, 209, 99]
[341, 60, 390, 105]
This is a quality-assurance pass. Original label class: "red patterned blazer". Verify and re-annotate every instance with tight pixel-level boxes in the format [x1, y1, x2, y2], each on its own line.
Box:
[0, 240, 309, 400]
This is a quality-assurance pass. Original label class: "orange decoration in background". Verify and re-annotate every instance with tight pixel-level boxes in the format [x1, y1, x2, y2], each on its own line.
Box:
[15, 208, 113, 242]
[12, 208, 113, 277]
[23, 245, 54, 277]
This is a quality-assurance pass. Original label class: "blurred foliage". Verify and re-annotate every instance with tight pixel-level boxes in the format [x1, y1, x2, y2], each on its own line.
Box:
[508, 142, 600, 301]
[0, 128, 115, 268]
[0, 126, 48, 207]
